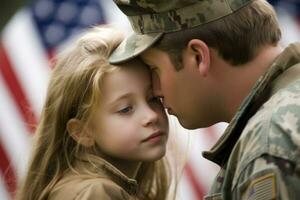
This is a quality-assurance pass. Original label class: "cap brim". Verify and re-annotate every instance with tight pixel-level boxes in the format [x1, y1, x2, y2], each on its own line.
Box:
[109, 32, 163, 64]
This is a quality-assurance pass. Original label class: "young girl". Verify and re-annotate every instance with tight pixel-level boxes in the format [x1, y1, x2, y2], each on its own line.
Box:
[17, 26, 170, 200]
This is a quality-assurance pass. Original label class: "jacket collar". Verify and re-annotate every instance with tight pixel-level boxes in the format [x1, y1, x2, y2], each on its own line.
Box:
[75, 154, 139, 195]
[203, 42, 300, 166]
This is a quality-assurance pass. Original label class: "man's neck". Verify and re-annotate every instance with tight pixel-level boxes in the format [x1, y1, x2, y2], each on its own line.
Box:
[225, 45, 283, 121]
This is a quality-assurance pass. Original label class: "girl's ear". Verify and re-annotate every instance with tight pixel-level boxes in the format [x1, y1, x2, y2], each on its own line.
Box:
[185, 39, 211, 77]
[67, 118, 94, 147]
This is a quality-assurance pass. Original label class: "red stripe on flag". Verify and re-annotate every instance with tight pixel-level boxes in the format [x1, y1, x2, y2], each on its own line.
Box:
[297, 17, 300, 27]
[0, 44, 37, 133]
[0, 140, 16, 198]
[185, 163, 205, 199]
[47, 48, 56, 69]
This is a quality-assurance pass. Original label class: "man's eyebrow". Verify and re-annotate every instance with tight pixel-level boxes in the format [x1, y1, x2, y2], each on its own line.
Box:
[144, 62, 156, 69]
[149, 65, 157, 69]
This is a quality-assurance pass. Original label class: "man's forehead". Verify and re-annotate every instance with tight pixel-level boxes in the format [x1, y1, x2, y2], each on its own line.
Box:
[141, 48, 173, 67]
[140, 47, 164, 60]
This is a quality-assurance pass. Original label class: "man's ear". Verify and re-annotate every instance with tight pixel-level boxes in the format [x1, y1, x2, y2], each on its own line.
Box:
[66, 118, 94, 147]
[185, 39, 210, 77]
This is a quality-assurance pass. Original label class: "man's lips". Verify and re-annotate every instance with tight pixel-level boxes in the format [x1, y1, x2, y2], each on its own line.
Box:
[142, 131, 164, 142]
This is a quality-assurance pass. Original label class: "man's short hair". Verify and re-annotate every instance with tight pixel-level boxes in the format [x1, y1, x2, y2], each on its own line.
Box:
[109, 0, 281, 68]
[156, 0, 281, 70]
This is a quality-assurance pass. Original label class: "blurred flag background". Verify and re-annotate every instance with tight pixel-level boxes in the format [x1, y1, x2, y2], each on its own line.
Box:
[0, 0, 299, 200]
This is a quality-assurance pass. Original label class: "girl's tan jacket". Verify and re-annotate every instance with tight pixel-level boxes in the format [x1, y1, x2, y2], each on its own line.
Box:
[48, 154, 139, 200]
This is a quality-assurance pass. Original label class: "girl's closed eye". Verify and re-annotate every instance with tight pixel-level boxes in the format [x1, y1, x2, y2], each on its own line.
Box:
[148, 96, 164, 108]
[149, 96, 160, 103]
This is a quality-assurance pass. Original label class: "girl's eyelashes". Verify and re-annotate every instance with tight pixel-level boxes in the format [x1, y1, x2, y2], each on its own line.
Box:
[116, 96, 160, 114]
[117, 106, 133, 114]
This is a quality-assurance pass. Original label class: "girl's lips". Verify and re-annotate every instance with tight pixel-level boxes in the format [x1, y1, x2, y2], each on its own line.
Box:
[142, 131, 164, 142]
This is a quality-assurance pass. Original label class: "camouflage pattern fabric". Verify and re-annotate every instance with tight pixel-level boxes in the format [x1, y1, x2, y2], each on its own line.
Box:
[203, 42, 300, 199]
[109, 0, 253, 64]
[114, 0, 253, 34]
[110, 32, 163, 64]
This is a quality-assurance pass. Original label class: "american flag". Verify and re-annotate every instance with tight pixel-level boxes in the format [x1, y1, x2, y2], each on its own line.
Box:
[0, 0, 107, 199]
[0, 1, 299, 200]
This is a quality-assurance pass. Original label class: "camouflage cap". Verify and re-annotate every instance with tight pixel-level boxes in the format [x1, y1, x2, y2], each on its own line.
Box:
[109, 0, 253, 64]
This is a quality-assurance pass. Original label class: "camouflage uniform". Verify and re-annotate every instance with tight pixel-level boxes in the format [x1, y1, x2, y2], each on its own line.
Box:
[202, 43, 300, 199]
[49, 154, 139, 200]
[109, 0, 300, 199]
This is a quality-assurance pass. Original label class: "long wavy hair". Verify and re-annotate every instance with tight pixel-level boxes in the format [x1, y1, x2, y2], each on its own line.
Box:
[16, 26, 170, 200]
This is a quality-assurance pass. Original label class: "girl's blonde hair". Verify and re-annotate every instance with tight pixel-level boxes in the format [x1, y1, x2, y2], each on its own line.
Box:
[17, 26, 170, 200]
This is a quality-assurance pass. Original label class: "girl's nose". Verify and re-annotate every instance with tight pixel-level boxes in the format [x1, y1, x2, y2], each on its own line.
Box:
[142, 105, 159, 126]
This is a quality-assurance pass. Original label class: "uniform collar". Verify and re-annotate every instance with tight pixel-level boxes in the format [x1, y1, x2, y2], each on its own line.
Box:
[203, 42, 300, 166]
[75, 154, 139, 195]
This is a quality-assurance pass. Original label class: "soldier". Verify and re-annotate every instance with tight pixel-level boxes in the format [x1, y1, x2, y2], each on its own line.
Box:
[109, 0, 300, 199]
